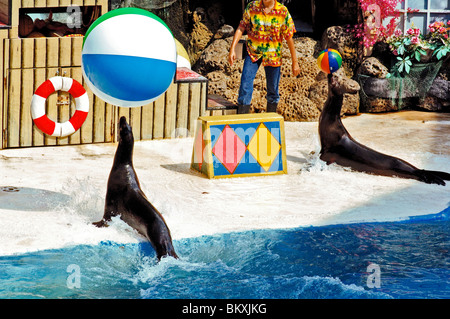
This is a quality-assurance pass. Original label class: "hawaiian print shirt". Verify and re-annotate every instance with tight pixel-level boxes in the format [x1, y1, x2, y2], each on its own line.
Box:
[239, 0, 296, 67]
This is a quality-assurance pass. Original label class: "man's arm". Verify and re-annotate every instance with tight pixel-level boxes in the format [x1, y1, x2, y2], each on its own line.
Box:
[286, 36, 300, 77]
[228, 26, 245, 66]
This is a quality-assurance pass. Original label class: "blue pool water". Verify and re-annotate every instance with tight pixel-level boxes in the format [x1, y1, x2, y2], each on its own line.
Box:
[1, 208, 449, 299]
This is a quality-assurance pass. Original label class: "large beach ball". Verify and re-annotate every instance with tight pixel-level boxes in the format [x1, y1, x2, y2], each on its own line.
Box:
[317, 49, 342, 74]
[82, 8, 177, 107]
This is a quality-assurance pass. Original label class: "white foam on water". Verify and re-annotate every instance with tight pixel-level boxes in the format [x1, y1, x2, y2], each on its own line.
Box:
[0, 178, 141, 256]
[0, 112, 449, 256]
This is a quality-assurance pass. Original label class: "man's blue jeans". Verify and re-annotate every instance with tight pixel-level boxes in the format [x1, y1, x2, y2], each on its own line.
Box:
[237, 55, 281, 106]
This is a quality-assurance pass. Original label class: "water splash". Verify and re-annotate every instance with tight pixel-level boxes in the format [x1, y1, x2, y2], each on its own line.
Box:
[1, 214, 449, 299]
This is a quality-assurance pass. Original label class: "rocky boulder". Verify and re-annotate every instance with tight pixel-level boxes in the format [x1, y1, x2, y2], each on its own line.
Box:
[358, 57, 389, 79]
[321, 26, 359, 77]
[418, 76, 450, 112]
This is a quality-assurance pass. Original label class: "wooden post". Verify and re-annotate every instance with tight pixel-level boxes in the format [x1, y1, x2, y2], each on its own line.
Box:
[188, 82, 201, 137]
[141, 101, 154, 140]
[176, 82, 189, 138]
[164, 82, 177, 138]
[153, 95, 165, 139]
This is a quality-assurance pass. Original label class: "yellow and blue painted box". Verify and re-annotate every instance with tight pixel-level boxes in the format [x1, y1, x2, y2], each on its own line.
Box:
[191, 113, 287, 179]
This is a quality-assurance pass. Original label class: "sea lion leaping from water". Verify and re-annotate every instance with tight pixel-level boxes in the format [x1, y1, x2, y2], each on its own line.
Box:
[94, 116, 178, 260]
[319, 73, 450, 186]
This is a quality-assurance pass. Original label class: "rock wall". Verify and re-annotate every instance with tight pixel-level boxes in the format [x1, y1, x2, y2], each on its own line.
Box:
[187, 3, 449, 118]
[194, 32, 361, 122]
[356, 54, 450, 113]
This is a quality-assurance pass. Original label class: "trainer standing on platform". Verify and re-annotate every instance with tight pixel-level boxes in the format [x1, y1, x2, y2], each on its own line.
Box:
[228, 0, 300, 114]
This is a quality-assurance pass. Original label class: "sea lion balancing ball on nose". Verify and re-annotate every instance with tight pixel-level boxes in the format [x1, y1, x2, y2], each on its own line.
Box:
[317, 49, 342, 74]
[81, 8, 176, 107]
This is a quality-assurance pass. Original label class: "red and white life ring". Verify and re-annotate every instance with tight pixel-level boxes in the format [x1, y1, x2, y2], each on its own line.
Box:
[31, 76, 89, 137]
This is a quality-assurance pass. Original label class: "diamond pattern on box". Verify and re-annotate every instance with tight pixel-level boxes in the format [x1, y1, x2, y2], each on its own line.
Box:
[248, 123, 281, 172]
[212, 125, 247, 174]
[191, 114, 287, 179]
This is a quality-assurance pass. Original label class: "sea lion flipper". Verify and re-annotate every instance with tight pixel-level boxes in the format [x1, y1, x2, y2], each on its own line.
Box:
[92, 218, 111, 228]
[415, 170, 446, 186]
[93, 220, 107, 227]
[426, 170, 450, 181]
[93, 204, 116, 227]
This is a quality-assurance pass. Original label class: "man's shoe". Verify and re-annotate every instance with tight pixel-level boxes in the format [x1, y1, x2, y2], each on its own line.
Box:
[267, 102, 278, 113]
[237, 104, 250, 114]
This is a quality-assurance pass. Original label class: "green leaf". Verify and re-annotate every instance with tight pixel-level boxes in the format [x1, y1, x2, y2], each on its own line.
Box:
[429, 43, 438, 50]
[414, 50, 421, 61]
[405, 62, 410, 74]
[418, 48, 427, 55]
[413, 49, 426, 62]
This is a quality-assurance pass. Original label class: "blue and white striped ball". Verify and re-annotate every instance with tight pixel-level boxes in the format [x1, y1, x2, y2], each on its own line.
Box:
[82, 8, 176, 107]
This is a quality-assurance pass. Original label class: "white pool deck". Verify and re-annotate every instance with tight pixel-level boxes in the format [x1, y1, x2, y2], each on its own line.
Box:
[0, 111, 449, 256]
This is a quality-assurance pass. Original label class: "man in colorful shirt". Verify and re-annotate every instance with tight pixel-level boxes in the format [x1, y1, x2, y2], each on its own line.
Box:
[228, 0, 300, 114]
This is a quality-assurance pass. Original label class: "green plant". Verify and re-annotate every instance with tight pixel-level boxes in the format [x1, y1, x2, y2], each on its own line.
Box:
[428, 21, 450, 60]
[386, 21, 450, 76]
[389, 56, 411, 77]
